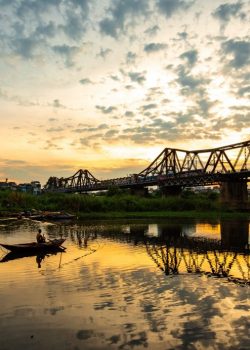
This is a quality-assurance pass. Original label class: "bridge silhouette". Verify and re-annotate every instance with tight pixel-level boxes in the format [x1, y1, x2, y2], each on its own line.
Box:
[44, 140, 249, 205]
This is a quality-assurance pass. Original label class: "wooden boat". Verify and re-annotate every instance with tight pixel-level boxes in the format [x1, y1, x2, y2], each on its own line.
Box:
[0, 238, 65, 253]
[29, 212, 76, 221]
[44, 213, 76, 220]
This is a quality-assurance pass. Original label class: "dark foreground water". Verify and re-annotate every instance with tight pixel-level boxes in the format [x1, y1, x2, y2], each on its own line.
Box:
[0, 217, 249, 350]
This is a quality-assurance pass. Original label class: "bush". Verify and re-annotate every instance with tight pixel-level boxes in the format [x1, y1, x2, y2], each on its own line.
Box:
[0, 189, 224, 214]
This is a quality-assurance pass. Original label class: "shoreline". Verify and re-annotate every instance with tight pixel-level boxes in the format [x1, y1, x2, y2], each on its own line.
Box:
[0, 210, 249, 221]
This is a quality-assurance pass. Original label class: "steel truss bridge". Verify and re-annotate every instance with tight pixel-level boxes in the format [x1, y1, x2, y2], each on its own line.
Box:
[44, 140, 250, 193]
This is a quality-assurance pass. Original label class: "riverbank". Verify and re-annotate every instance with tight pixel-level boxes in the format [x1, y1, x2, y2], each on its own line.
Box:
[0, 190, 249, 220]
[0, 211, 249, 221]
[75, 211, 250, 220]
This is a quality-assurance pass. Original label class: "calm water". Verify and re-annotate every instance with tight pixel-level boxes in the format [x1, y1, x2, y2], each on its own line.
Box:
[0, 217, 249, 350]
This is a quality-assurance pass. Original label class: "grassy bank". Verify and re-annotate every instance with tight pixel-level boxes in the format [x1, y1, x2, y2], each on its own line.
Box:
[75, 211, 250, 221]
[0, 190, 249, 219]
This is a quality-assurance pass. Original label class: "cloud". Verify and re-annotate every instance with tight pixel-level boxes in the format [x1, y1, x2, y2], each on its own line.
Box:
[52, 44, 80, 67]
[97, 47, 112, 59]
[128, 71, 146, 84]
[229, 113, 250, 131]
[1, 159, 27, 166]
[46, 127, 64, 132]
[221, 38, 250, 69]
[110, 74, 120, 81]
[172, 58, 217, 120]
[103, 129, 119, 138]
[73, 124, 109, 133]
[0, 88, 39, 106]
[99, 0, 150, 38]
[50, 99, 67, 109]
[79, 78, 93, 85]
[60, 10, 88, 41]
[71, 0, 90, 11]
[96, 105, 117, 114]
[125, 84, 134, 90]
[176, 65, 206, 93]
[34, 21, 56, 39]
[180, 49, 198, 67]
[44, 140, 63, 150]
[177, 31, 188, 40]
[141, 103, 158, 111]
[126, 51, 137, 64]
[15, 0, 61, 18]
[238, 85, 250, 97]
[0, 0, 91, 63]
[156, 0, 194, 18]
[0, 157, 77, 184]
[151, 118, 175, 130]
[127, 131, 156, 144]
[212, 112, 250, 133]
[144, 25, 160, 37]
[124, 111, 135, 117]
[47, 98, 82, 110]
[212, 2, 245, 28]
[61, 1, 90, 40]
[144, 42, 167, 53]
[11, 37, 39, 59]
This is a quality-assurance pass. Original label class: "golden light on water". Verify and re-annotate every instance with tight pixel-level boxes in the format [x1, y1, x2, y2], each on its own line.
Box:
[196, 223, 220, 237]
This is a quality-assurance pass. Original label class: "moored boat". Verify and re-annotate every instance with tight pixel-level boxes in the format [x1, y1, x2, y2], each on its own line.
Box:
[0, 238, 65, 253]
[29, 212, 76, 221]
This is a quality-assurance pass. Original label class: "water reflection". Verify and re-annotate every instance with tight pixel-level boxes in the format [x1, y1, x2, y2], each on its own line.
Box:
[70, 229, 97, 248]
[0, 249, 64, 269]
[221, 220, 249, 249]
[0, 218, 248, 284]
[145, 244, 249, 284]
[36, 254, 45, 268]
[61, 219, 249, 285]
[0, 218, 249, 350]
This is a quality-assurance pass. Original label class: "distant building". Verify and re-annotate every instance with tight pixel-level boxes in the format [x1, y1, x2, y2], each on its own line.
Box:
[18, 183, 33, 193]
[31, 181, 41, 195]
[0, 181, 17, 191]
[184, 186, 220, 193]
[18, 181, 41, 194]
[0, 179, 41, 194]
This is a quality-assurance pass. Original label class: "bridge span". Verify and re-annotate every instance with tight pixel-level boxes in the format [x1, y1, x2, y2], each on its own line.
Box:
[44, 140, 250, 208]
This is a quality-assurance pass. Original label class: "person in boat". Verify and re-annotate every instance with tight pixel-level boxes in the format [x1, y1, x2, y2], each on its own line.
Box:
[36, 229, 46, 243]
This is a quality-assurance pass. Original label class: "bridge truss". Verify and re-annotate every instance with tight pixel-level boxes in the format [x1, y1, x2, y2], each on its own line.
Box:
[44, 140, 250, 192]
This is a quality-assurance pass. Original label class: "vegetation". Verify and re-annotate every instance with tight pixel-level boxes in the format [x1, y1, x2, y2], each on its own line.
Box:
[0, 188, 248, 219]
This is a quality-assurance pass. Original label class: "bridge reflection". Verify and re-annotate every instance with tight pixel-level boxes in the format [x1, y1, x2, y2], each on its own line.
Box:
[145, 244, 249, 284]
[58, 219, 249, 286]
[142, 221, 249, 285]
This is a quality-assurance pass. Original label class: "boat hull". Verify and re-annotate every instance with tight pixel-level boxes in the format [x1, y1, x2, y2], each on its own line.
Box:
[29, 212, 76, 221]
[0, 239, 65, 253]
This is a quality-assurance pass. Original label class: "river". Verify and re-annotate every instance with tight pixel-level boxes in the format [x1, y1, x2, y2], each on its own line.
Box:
[0, 217, 249, 350]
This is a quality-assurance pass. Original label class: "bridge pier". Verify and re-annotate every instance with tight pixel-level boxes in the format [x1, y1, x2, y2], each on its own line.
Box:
[220, 181, 248, 210]
[130, 186, 148, 196]
[160, 186, 182, 197]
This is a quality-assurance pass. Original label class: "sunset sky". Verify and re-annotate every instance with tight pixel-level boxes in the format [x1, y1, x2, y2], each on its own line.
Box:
[0, 0, 249, 185]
